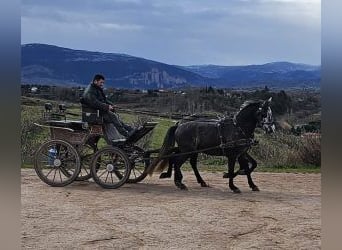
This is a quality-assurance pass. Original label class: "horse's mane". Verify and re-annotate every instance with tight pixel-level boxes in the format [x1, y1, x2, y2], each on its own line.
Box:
[233, 100, 262, 121]
[181, 100, 262, 123]
[239, 100, 262, 111]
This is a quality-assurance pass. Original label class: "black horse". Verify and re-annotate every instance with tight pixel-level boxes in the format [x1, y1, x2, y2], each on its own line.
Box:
[158, 109, 275, 190]
[147, 98, 273, 193]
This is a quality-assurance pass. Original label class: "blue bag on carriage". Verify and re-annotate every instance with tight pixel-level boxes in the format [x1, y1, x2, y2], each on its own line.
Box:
[48, 148, 57, 166]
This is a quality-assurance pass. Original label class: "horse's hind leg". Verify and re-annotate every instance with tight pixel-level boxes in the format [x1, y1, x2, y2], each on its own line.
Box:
[173, 156, 189, 190]
[190, 154, 209, 187]
[159, 161, 173, 179]
[160, 148, 179, 179]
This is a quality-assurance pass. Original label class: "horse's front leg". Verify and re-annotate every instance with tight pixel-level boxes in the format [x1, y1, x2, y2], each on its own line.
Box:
[190, 154, 209, 187]
[244, 154, 260, 191]
[223, 153, 245, 178]
[227, 156, 240, 193]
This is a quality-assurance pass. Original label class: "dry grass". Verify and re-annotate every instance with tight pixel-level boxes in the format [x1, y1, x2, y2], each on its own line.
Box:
[250, 131, 321, 168]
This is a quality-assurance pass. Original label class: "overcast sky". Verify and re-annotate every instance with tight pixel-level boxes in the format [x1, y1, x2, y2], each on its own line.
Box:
[21, 0, 321, 66]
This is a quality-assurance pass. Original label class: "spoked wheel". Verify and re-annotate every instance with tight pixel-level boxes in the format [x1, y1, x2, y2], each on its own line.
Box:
[90, 146, 131, 189]
[34, 140, 81, 187]
[75, 143, 97, 181]
[126, 146, 149, 183]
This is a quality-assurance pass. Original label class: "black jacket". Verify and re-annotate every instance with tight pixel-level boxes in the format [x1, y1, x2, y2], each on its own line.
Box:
[81, 83, 115, 123]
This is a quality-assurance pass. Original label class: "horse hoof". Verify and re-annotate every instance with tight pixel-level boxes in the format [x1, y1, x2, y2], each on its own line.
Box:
[232, 188, 241, 193]
[176, 182, 188, 190]
[159, 172, 171, 179]
[200, 182, 209, 187]
[223, 172, 229, 178]
[252, 186, 260, 191]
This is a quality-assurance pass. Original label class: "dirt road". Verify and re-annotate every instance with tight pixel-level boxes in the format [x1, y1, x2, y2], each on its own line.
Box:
[21, 169, 321, 249]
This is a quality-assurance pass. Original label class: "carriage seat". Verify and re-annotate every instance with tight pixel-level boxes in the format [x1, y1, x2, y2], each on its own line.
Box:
[80, 98, 104, 125]
[80, 106, 103, 124]
[46, 120, 88, 131]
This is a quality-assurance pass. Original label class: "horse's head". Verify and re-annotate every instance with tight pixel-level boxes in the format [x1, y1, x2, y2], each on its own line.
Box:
[256, 97, 275, 134]
[235, 98, 274, 136]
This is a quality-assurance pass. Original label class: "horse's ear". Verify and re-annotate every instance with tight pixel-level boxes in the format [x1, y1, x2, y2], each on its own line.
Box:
[263, 97, 272, 106]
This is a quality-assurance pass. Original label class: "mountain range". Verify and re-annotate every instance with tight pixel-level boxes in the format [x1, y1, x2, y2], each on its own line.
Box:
[21, 43, 320, 89]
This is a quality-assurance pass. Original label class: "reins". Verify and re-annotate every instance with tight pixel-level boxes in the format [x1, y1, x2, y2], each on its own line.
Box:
[143, 138, 257, 162]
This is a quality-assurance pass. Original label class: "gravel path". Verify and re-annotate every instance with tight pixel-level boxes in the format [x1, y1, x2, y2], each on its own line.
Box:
[21, 169, 321, 249]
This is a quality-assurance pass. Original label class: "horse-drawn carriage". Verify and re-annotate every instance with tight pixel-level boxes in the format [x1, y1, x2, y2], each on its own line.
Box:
[33, 103, 158, 189]
[33, 97, 274, 193]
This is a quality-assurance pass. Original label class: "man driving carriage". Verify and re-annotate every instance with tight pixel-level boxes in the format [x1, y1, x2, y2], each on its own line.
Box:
[81, 74, 135, 142]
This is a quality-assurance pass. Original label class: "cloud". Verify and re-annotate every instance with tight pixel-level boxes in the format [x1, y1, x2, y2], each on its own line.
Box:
[99, 23, 143, 31]
[21, 0, 321, 65]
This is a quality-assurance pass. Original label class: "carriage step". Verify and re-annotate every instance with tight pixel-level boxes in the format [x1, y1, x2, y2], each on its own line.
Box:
[112, 138, 126, 143]
[112, 138, 126, 142]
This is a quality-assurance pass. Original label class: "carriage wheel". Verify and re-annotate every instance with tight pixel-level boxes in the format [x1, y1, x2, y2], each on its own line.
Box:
[34, 140, 81, 187]
[126, 146, 149, 183]
[76, 143, 96, 181]
[90, 146, 131, 189]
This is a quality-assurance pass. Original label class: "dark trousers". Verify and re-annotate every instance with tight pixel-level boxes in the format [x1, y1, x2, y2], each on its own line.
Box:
[103, 112, 133, 142]
[103, 123, 122, 144]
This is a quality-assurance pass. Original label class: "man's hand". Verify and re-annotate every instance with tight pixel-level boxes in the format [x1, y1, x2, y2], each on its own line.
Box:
[108, 105, 118, 111]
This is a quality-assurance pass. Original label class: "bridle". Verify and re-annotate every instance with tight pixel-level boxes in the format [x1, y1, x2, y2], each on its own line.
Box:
[259, 106, 275, 133]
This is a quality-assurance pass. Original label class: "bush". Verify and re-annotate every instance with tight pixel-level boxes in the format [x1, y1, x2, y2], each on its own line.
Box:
[249, 131, 321, 168]
[298, 135, 321, 166]
[21, 106, 48, 165]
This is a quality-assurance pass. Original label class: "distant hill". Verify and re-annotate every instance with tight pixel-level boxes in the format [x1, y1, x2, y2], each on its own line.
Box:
[181, 62, 320, 88]
[22, 44, 320, 89]
[21, 44, 206, 89]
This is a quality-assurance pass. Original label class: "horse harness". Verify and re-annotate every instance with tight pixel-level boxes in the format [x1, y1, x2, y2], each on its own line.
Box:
[165, 115, 257, 159]
[216, 117, 256, 153]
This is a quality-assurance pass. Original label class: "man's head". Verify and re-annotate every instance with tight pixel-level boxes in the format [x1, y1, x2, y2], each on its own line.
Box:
[92, 74, 105, 88]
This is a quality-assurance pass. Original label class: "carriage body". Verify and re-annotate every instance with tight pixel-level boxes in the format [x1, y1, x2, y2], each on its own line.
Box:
[33, 104, 158, 189]
[48, 121, 102, 145]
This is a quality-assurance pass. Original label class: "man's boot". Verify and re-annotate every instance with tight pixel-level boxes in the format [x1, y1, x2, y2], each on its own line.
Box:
[116, 126, 129, 137]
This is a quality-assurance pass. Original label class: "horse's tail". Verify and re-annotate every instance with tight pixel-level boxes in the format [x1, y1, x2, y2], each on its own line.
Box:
[147, 125, 178, 175]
